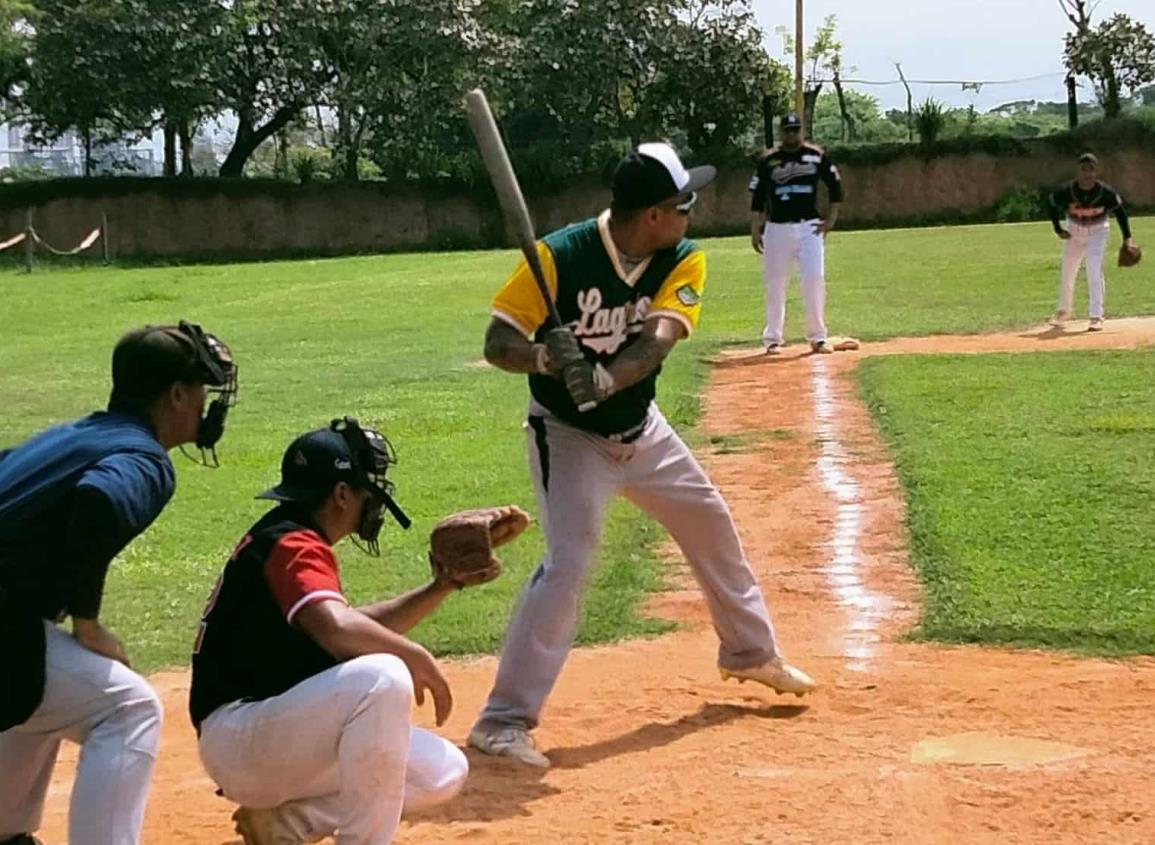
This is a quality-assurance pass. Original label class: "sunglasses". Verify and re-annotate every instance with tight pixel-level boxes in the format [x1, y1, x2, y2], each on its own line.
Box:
[661, 192, 697, 215]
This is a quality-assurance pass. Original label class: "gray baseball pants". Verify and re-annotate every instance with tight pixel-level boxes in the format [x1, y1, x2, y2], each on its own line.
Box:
[476, 402, 780, 732]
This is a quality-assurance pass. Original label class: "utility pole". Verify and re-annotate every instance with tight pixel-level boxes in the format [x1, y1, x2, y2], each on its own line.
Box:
[794, 0, 804, 117]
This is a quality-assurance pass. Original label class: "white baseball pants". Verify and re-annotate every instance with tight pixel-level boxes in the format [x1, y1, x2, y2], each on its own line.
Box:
[761, 220, 827, 346]
[197, 654, 467, 845]
[0, 621, 163, 845]
[1058, 221, 1110, 319]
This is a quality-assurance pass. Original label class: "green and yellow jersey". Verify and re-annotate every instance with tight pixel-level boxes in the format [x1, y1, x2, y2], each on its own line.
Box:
[492, 210, 706, 437]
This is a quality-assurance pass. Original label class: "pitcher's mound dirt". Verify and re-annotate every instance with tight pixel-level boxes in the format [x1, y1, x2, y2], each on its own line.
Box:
[38, 321, 1155, 843]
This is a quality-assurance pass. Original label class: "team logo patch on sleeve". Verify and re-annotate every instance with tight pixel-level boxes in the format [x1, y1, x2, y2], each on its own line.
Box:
[676, 285, 700, 307]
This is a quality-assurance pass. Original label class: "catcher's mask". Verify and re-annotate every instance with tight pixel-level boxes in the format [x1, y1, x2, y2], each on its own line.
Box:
[179, 321, 238, 468]
[331, 417, 411, 555]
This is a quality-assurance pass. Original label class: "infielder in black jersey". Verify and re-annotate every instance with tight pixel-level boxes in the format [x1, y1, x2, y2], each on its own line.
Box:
[749, 113, 845, 354]
[1048, 152, 1136, 331]
[468, 142, 815, 769]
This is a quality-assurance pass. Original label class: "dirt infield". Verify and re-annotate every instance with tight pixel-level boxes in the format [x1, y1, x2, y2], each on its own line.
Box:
[39, 318, 1155, 844]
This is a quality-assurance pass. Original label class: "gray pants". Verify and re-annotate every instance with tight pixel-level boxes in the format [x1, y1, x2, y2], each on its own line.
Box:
[477, 403, 779, 732]
[0, 621, 163, 845]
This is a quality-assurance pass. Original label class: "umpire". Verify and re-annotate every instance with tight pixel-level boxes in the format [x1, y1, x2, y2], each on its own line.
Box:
[0, 322, 236, 845]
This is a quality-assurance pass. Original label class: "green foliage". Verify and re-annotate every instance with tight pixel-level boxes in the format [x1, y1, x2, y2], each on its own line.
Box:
[996, 184, 1047, 223]
[860, 351, 1155, 654]
[812, 89, 904, 144]
[914, 98, 947, 149]
[0, 162, 52, 182]
[1065, 12, 1155, 118]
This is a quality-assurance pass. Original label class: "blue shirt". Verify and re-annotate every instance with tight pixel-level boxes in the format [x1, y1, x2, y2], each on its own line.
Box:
[0, 411, 175, 618]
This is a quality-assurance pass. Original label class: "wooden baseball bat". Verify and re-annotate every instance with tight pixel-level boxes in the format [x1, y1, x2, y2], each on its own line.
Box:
[464, 88, 596, 411]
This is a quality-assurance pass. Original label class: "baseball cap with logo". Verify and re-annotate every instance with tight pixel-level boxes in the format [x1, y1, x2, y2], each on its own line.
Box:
[257, 428, 360, 504]
[780, 113, 803, 130]
[611, 142, 716, 211]
[257, 420, 412, 529]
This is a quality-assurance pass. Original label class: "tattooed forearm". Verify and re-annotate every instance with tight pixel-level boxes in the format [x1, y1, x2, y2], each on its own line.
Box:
[605, 318, 682, 394]
[484, 319, 546, 374]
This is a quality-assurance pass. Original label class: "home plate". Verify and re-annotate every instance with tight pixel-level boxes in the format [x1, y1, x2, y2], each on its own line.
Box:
[911, 732, 1092, 769]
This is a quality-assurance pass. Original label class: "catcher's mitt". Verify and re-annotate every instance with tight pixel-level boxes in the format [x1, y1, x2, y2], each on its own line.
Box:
[429, 506, 531, 589]
[1119, 243, 1143, 268]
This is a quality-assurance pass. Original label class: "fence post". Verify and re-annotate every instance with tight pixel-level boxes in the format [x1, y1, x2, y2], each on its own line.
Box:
[23, 209, 33, 273]
[101, 211, 110, 265]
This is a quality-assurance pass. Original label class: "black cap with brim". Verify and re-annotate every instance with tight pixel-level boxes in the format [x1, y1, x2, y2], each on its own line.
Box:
[780, 113, 803, 129]
[256, 426, 412, 529]
[612, 142, 716, 210]
[255, 481, 327, 503]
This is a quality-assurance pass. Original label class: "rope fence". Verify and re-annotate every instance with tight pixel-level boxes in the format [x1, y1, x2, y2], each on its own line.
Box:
[0, 210, 110, 270]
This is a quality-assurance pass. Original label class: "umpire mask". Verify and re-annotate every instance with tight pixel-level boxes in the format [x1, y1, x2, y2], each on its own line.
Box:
[179, 321, 238, 467]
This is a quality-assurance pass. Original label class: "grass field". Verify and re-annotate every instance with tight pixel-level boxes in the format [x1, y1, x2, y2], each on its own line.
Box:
[859, 351, 1155, 654]
[2, 217, 1153, 670]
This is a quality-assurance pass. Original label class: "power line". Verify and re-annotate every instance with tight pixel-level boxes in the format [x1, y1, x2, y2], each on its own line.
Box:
[816, 72, 1067, 87]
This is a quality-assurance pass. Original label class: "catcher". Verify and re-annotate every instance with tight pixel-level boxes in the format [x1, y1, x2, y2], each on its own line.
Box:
[188, 417, 528, 845]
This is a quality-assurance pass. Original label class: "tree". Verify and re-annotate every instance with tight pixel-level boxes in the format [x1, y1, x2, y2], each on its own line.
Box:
[1063, 9, 1155, 118]
[130, 1, 227, 176]
[326, 0, 485, 181]
[0, 0, 33, 104]
[216, 0, 332, 177]
[493, 0, 668, 149]
[644, 2, 789, 154]
[779, 14, 843, 137]
[22, 0, 153, 176]
[812, 89, 901, 143]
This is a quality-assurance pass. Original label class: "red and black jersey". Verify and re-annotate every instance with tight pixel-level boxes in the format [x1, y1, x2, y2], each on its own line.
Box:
[1048, 180, 1132, 238]
[188, 505, 347, 730]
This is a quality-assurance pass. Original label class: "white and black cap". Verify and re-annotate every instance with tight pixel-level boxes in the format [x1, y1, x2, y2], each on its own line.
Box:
[780, 113, 803, 130]
[612, 142, 716, 211]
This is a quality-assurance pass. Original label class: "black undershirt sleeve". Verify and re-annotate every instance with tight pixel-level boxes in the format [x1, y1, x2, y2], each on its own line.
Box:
[821, 154, 844, 203]
[750, 158, 770, 212]
[1048, 188, 1066, 233]
[64, 487, 131, 620]
[1114, 204, 1132, 240]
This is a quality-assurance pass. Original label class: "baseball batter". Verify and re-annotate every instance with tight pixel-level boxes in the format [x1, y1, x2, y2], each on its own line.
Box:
[749, 113, 845, 354]
[189, 418, 528, 845]
[1048, 152, 1135, 331]
[468, 142, 816, 769]
[0, 322, 236, 845]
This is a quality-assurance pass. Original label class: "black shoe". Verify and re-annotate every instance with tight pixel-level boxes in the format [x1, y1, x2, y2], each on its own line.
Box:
[1, 835, 45, 845]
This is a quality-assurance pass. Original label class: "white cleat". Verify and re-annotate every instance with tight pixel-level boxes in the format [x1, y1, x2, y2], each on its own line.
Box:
[764, 343, 783, 356]
[720, 658, 817, 698]
[468, 726, 551, 768]
[810, 340, 834, 355]
[1050, 310, 1072, 327]
[1088, 317, 1105, 332]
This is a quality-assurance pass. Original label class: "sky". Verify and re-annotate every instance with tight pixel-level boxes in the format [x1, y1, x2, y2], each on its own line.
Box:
[751, 0, 1154, 112]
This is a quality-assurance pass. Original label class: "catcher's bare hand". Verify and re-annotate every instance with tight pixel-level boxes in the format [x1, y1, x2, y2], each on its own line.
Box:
[429, 506, 532, 589]
[1057, 229, 1072, 240]
[751, 230, 764, 254]
[812, 219, 833, 237]
[400, 642, 453, 726]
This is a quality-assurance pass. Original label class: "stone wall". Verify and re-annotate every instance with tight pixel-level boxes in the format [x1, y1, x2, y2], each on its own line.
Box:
[2, 139, 1152, 261]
